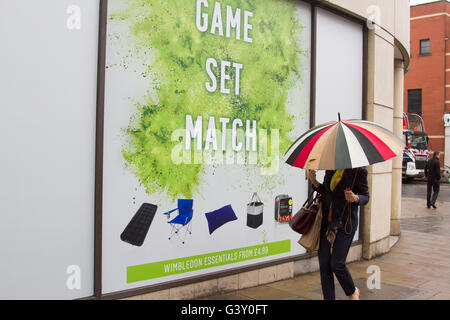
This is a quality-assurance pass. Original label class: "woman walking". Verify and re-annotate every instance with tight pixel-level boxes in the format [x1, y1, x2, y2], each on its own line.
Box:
[309, 168, 370, 300]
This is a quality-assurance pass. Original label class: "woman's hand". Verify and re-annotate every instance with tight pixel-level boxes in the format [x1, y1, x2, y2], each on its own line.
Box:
[309, 170, 320, 188]
[344, 188, 359, 203]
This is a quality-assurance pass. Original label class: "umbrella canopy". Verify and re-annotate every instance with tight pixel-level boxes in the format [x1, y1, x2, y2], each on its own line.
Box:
[284, 117, 404, 170]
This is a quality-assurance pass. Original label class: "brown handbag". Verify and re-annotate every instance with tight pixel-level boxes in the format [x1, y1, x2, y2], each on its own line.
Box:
[289, 191, 319, 235]
[298, 202, 323, 252]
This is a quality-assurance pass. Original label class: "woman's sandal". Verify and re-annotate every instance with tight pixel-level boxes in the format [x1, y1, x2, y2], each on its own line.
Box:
[349, 287, 360, 300]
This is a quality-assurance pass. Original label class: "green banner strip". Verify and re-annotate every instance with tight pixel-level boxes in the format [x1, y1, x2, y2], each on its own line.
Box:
[127, 240, 291, 283]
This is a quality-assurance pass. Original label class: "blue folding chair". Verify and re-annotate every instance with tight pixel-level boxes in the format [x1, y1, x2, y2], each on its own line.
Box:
[163, 199, 193, 244]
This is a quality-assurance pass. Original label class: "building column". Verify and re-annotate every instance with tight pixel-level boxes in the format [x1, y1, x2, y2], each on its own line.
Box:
[391, 59, 404, 236]
[361, 28, 395, 260]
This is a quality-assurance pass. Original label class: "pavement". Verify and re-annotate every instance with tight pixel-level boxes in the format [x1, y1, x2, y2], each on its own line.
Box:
[202, 182, 450, 300]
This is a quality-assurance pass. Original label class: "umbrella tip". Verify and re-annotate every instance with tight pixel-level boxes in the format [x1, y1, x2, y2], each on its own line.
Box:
[338, 113, 341, 122]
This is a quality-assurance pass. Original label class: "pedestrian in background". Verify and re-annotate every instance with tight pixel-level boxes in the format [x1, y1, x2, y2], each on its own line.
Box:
[425, 151, 441, 209]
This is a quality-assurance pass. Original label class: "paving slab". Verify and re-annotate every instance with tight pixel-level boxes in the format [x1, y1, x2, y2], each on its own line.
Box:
[312, 278, 425, 300]
[236, 286, 299, 300]
[266, 277, 322, 296]
[199, 292, 254, 300]
[429, 292, 450, 300]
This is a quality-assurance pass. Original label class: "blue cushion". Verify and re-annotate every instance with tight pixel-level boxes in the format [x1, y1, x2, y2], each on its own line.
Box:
[204, 205, 238, 235]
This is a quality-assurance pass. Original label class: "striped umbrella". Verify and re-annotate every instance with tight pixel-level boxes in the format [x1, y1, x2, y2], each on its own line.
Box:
[284, 115, 404, 170]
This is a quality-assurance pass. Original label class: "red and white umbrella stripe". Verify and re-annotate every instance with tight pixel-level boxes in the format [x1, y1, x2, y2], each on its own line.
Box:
[284, 119, 404, 170]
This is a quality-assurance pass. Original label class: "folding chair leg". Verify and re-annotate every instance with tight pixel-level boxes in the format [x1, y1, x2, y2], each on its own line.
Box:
[168, 221, 192, 244]
[181, 221, 193, 244]
[168, 224, 180, 240]
[175, 227, 185, 244]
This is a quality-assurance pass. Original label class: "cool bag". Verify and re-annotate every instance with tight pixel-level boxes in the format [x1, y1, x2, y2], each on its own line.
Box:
[247, 192, 264, 229]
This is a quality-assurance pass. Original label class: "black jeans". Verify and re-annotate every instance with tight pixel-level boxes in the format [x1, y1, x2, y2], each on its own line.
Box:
[427, 180, 440, 207]
[318, 229, 356, 300]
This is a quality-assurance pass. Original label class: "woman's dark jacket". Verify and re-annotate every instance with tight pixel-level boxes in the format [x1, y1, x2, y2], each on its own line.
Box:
[312, 168, 370, 234]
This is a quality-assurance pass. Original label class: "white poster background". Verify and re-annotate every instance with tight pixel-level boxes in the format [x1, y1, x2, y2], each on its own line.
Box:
[0, 0, 99, 299]
[315, 8, 364, 240]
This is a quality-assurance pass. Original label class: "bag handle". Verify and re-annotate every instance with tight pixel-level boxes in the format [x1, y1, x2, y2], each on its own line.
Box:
[302, 191, 318, 208]
[250, 192, 262, 203]
[350, 168, 359, 190]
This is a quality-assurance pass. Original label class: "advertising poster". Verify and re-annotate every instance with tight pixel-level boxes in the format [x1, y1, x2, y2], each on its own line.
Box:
[103, 0, 312, 293]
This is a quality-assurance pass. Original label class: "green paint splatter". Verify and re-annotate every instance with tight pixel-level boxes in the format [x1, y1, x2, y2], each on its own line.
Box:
[111, 0, 306, 199]
[262, 230, 269, 244]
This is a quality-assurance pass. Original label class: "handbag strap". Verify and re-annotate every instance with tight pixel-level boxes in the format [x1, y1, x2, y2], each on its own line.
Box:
[350, 168, 360, 190]
[302, 191, 318, 208]
[250, 192, 262, 203]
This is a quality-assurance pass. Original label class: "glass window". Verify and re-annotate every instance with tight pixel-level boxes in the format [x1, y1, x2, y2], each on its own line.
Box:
[410, 134, 428, 150]
[420, 39, 430, 55]
[408, 89, 422, 116]
[406, 113, 425, 132]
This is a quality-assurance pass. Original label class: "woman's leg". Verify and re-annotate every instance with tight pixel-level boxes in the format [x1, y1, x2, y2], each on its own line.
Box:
[330, 231, 356, 297]
[318, 231, 335, 300]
